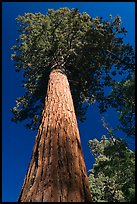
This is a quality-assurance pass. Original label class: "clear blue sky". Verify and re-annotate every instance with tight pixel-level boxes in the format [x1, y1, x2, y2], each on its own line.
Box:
[2, 2, 135, 202]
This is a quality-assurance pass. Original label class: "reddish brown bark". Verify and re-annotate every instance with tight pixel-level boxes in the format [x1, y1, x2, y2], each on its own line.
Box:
[18, 68, 92, 202]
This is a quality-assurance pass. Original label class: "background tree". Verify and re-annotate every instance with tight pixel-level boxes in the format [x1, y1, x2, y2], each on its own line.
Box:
[11, 8, 135, 202]
[88, 135, 135, 202]
[104, 74, 135, 137]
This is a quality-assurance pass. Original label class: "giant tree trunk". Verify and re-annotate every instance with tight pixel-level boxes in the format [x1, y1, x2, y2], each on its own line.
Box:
[18, 68, 92, 202]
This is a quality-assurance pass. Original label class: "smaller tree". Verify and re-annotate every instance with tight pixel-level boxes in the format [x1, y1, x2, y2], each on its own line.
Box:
[88, 135, 135, 202]
[103, 74, 135, 137]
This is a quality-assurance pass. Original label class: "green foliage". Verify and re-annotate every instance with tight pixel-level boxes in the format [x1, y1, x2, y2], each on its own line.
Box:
[115, 76, 135, 136]
[88, 136, 135, 202]
[11, 8, 135, 130]
[104, 74, 135, 137]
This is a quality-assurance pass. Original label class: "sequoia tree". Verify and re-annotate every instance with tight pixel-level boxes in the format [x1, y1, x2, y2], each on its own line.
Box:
[11, 8, 135, 202]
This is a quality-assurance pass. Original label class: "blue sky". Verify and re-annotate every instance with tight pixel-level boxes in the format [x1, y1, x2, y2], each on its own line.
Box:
[2, 2, 135, 202]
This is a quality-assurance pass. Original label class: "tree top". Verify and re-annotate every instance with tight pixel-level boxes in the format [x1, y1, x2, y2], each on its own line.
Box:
[11, 8, 135, 130]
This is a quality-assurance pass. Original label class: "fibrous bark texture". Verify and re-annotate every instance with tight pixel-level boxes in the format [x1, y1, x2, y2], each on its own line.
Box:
[18, 68, 92, 202]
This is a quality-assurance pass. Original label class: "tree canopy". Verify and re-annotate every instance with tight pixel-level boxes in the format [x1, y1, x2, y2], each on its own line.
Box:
[11, 8, 135, 130]
[88, 135, 135, 202]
